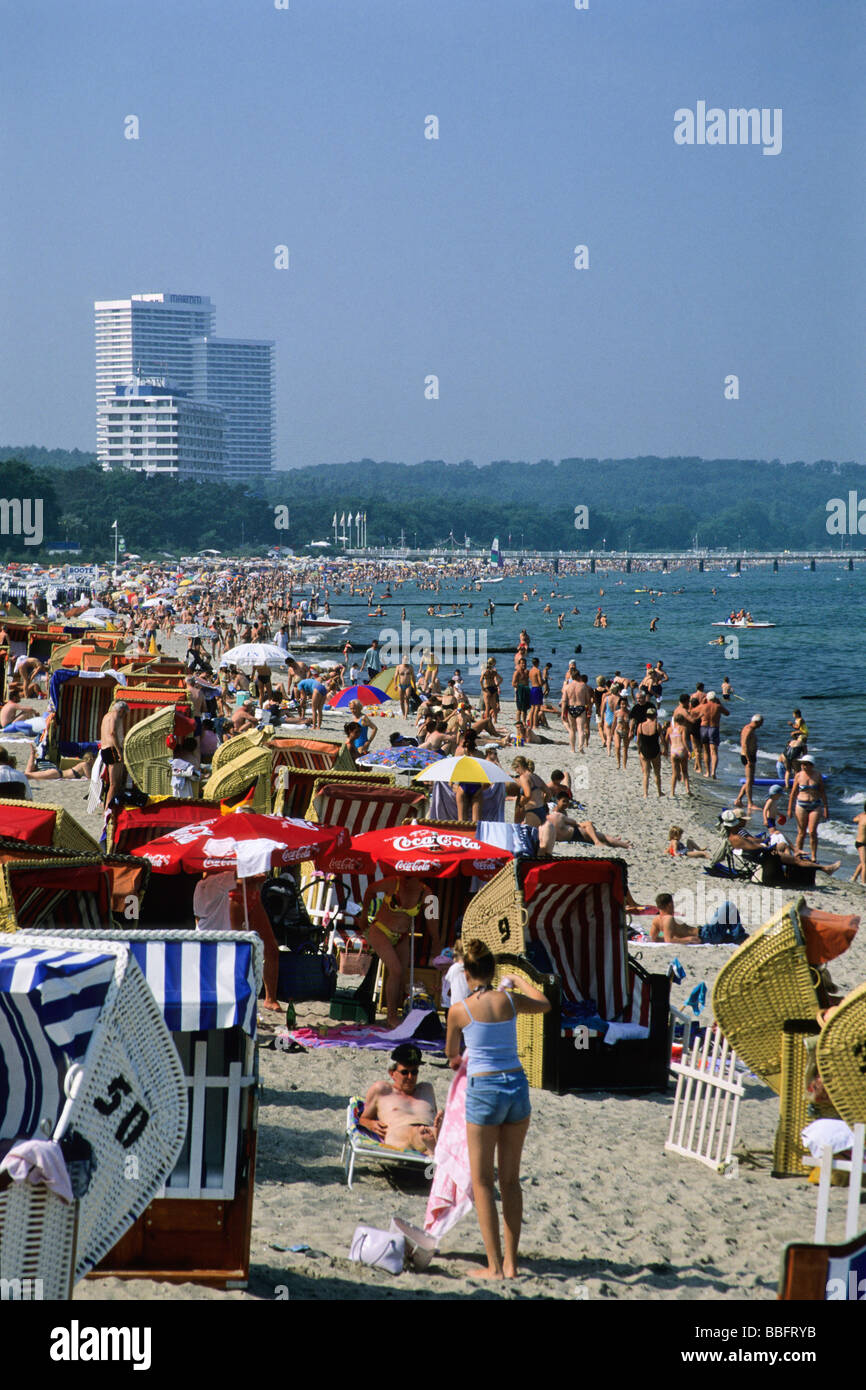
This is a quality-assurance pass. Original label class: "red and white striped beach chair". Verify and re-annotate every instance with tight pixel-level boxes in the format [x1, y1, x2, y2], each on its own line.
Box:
[461, 857, 671, 1092]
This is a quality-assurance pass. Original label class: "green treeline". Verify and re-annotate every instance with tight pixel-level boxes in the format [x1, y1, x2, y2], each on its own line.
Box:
[0, 452, 862, 558]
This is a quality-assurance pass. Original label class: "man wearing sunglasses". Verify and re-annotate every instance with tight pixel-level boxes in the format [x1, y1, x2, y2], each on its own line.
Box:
[361, 1045, 443, 1156]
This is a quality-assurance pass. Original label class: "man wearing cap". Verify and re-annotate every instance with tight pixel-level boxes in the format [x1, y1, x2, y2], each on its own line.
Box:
[361, 1045, 444, 1155]
[720, 808, 840, 877]
[733, 714, 763, 812]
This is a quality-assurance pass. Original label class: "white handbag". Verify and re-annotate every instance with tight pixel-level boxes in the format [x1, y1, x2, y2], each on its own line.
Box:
[349, 1223, 406, 1274]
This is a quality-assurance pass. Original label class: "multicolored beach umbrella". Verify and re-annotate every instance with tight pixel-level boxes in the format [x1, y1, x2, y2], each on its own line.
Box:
[326, 684, 390, 708]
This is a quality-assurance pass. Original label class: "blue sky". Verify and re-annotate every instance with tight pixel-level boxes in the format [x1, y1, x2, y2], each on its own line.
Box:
[1, 0, 863, 468]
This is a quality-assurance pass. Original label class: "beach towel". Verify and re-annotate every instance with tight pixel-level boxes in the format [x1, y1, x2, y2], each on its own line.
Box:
[424, 1056, 473, 1240]
[0, 1138, 74, 1203]
[287, 1007, 445, 1052]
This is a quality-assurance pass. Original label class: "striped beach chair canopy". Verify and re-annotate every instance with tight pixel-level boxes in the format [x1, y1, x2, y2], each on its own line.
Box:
[302, 780, 428, 937]
[109, 798, 221, 856]
[0, 941, 117, 1141]
[126, 932, 260, 1038]
[0, 846, 149, 933]
[47, 668, 123, 758]
[519, 859, 632, 1021]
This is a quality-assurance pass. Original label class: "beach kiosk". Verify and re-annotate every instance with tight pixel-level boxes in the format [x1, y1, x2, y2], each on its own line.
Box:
[0, 933, 188, 1297]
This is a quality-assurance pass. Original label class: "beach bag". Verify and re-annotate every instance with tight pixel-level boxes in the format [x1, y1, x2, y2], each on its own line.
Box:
[277, 946, 337, 1002]
[349, 1224, 405, 1275]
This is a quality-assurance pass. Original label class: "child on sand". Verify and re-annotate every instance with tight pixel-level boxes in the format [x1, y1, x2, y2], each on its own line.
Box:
[666, 826, 709, 858]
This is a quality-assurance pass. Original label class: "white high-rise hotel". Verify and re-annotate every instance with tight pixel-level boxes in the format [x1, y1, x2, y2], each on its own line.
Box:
[94, 292, 274, 479]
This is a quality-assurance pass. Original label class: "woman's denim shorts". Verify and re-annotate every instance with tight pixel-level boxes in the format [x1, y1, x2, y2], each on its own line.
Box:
[465, 1070, 531, 1126]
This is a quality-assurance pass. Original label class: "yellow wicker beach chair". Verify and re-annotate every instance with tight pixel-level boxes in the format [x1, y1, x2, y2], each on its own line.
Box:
[462, 857, 670, 1093]
[0, 845, 151, 934]
[123, 706, 176, 797]
[816, 983, 866, 1128]
[712, 898, 818, 1095]
[713, 897, 830, 1176]
[202, 747, 272, 812]
[492, 954, 560, 1089]
[0, 799, 100, 855]
[210, 729, 273, 773]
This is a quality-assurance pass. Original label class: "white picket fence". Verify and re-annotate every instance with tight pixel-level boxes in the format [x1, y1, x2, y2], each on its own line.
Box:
[665, 1028, 744, 1176]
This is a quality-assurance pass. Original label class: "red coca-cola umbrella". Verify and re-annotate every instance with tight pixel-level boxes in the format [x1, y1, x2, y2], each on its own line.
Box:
[130, 812, 347, 879]
[321, 824, 513, 881]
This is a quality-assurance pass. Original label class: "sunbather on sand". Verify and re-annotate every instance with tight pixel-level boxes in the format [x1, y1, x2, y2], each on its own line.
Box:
[24, 746, 95, 780]
[650, 893, 701, 943]
[361, 1045, 443, 1155]
[547, 796, 633, 849]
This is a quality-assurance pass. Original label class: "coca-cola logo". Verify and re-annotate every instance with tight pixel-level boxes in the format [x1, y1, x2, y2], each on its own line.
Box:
[391, 832, 481, 853]
[146, 853, 172, 867]
[395, 858, 437, 872]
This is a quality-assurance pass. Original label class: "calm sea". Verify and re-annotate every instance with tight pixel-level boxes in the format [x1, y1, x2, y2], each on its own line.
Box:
[341, 560, 866, 865]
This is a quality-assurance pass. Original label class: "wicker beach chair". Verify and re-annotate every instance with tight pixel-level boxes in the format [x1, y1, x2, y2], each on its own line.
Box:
[300, 778, 423, 951]
[209, 729, 273, 773]
[202, 747, 272, 812]
[0, 932, 188, 1286]
[106, 798, 220, 856]
[45, 670, 119, 765]
[123, 706, 176, 796]
[461, 857, 670, 1092]
[0, 843, 150, 934]
[712, 897, 830, 1176]
[816, 983, 866, 1128]
[268, 734, 358, 814]
[50, 928, 262, 1289]
[121, 686, 187, 728]
[0, 800, 100, 855]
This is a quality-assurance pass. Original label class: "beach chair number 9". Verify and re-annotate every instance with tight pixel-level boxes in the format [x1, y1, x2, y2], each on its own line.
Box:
[497, 917, 511, 944]
[93, 1074, 151, 1148]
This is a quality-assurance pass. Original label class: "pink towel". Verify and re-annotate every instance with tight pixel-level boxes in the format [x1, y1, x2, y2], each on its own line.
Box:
[424, 1056, 474, 1240]
[0, 1139, 74, 1204]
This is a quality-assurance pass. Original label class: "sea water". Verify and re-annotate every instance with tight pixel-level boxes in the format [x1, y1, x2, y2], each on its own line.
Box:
[351, 560, 865, 868]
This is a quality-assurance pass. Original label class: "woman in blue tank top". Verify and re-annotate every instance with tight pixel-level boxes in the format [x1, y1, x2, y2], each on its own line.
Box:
[445, 938, 550, 1280]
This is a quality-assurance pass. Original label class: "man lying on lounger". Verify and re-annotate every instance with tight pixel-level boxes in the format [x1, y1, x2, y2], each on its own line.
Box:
[361, 1044, 444, 1156]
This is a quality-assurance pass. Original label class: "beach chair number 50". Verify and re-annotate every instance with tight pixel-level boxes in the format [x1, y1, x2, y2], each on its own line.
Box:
[93, 1074, 150, 1148]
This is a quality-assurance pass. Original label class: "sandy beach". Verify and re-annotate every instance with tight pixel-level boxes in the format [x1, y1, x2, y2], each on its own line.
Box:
[4, 668, 864, 1303]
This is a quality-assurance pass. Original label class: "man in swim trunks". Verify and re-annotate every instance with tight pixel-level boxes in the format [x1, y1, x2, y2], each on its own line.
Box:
[362, 1044, 443, 1155]
[512, 657, 531, 726]
[395, 657, 415, 717]
[694, 690, 729, 780]
[561, 671, 590, 753]
[527, 657, 544, 730]
[99, 699, 128, 806]
[732, 713, 762, 812]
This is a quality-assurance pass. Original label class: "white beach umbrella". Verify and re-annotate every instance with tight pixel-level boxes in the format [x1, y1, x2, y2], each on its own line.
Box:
[219, 642, 292, 669]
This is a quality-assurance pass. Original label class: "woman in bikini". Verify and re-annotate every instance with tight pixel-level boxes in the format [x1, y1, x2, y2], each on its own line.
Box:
[851, 801, 866, 884]
[480, 659, 501, 720]
[360, 874, 437, 1029]
[23, 746, 95, 782]
[666, 711, 691, 797]
[510, 755, 549, 830]
[636, 705, 663, 800]
[787, 754, 828, 862]
[613, 696, 631, 770]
